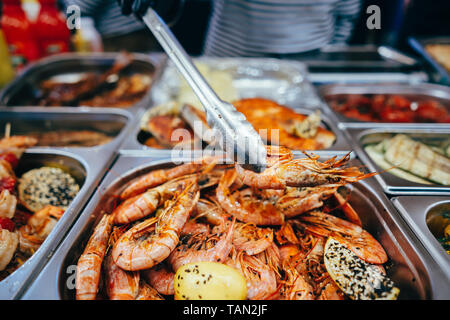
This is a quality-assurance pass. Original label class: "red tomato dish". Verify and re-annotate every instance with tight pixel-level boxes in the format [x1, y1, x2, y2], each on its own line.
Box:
[326, 94, 450, 123]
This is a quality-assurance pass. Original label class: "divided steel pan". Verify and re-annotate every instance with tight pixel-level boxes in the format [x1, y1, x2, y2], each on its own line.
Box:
[0, 52, 165, 115]
[120, 57, 349, 153]
[123, 106, 352, 153]
[19, 152, 449, 299]
[318, 82, 450, 126]
[392, 196, 450, 281]
[342, 124, 450, 195]
[0, 107, 134, 299]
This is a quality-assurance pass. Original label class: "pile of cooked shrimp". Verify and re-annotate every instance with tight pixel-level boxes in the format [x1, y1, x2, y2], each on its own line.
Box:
[76, 146, 390, 300]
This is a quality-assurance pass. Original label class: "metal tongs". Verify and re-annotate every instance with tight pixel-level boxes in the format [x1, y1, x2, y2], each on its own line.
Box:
[141, 8, 267, 173]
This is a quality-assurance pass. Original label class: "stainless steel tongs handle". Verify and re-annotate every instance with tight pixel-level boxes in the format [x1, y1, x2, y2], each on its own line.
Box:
[141, 8, 267, 172]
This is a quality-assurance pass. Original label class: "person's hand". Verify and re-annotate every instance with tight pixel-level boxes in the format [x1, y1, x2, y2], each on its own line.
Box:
[118, 0, 184, 26]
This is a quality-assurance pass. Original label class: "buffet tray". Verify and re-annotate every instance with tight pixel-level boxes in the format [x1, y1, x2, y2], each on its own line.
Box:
[0, 107, 134, 299]
[151, 56, 322, 110]
[391, 196, 449, 279]
[409, 37, 450, 86]
[120, 106, 353, 153]
[308, 72, 428, 85]
[318, 82, 450, 126]
[19, 152, 449, 299]
[342, 124, 450, 195]
[0, 52, 165, 114]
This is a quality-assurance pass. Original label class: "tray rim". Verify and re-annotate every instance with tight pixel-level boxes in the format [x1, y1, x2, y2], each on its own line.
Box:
[341, 125, 450, 195]
[391, 196, 450, 280]
[18, 152, 450, 300]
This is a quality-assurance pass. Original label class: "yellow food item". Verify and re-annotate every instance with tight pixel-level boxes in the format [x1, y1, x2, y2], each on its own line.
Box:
[174, 262, 247, 300]
[0, 30, 15, 88]
[426, 44, 450, 72]
[177, 62, 238, 111]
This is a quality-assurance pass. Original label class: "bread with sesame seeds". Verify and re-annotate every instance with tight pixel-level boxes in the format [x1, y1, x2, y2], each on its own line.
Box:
[324, 237, 400, 300]
[18, 167, 79, 212]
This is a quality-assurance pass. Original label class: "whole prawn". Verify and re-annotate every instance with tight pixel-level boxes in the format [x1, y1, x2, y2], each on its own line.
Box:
[113, 176, 194, 224]
[114, 171, 223, 224]
[18, 205, 65, 255]
[275, 186, 337, 218]
[236, 147, 375, 190]
[76, 214, 114, 300]
[142, 263, 175, 295]
[104, 252, 140, 300]
[167, 218, 235, 272]
[226, 250, 278, 300]
[112, 181, 200, 271]
[120, 156, 223, 200]
[297, 211, 388, 264]
[216, 169, 284, 226]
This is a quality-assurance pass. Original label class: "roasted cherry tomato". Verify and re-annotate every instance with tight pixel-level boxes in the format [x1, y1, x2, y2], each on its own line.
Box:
[0, 217, 15, 232]
[371, 94, 386, 114]
[379, 108, 414, 123]
[0, 152, 19, 169]
[12, 209, 32, 227]
[0, 177, 16, 193]
[416, 101, 449, 122]
[389, 95, 411, 109]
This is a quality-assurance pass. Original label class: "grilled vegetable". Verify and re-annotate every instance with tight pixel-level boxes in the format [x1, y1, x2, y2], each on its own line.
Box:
[174, 262, 247, 300]
[365, 144, 432, 184]
[383, 134, 450, 185]
[324, 237, 399, 300]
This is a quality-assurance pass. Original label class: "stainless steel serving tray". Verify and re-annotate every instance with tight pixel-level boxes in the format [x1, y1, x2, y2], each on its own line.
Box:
[409, 37, 450, 85]
[0, 107, 131, 144]
[392, 196, 449, 279]
[19, 152, 449, 299]
[318, 82, 450, 126]
[342, 125, 450, 195]
[0, 52, 166, 114]
[121, 106, 352, 153]
[309, 72, 428, 86]
[151, 57, 322, 110]
[0, 107, 134, 299]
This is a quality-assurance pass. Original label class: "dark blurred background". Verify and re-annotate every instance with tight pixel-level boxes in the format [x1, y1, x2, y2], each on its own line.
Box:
[171, 0, 450, 56]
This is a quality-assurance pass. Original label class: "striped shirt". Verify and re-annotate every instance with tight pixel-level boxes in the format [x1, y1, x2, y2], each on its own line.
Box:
[203, 0, 361, 56]
[62, 0, 146, 38]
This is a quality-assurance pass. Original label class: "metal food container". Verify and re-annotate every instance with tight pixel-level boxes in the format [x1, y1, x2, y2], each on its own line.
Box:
[121, 106, 353, 153]
[0, 52, 165, 114]
[0, 107, 131, 147]
[0, 108, 134, 299]
[120, 57, 350, 152]
[151, 57, 322, 109]
[290, 45, 428, 85]
[342, 125, 450, 195]
[308, 72, 428, 86]
[409, 37, 450, 85]
[318, 82, 450, 125]
[19, 153, 449, 299]
[392, 196, 449, 279]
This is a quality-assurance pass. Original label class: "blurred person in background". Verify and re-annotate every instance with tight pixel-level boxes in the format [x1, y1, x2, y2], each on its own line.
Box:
[62, 0, 182, 52]
[120, 0, 362, 57]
